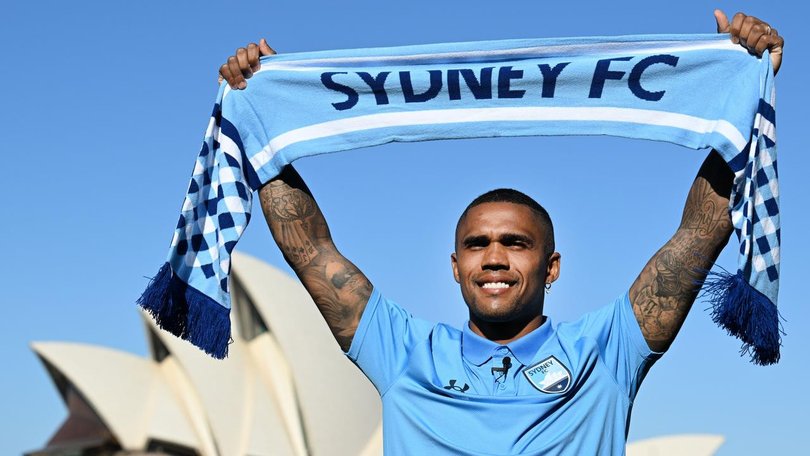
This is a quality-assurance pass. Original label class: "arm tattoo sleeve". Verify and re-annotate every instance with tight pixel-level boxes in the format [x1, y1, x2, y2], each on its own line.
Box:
[259, 166, 372, 351]
[629, 151, 733, 352]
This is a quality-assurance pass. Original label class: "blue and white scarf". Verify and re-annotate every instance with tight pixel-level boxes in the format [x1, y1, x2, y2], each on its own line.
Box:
[139, 34, 781, 363]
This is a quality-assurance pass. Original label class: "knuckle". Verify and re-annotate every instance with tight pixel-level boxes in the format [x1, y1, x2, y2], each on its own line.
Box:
[237, 47, 247, 56]
[228, 55, 238, 63]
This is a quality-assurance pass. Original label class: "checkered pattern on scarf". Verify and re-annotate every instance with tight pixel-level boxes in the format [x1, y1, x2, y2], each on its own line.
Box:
[167, 103, 259, 309]
[730, 92, 779, 304]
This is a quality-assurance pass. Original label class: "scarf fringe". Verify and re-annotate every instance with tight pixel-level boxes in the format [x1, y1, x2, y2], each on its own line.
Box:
[699, 269, 782, 365]
[137, 262, 230, 359]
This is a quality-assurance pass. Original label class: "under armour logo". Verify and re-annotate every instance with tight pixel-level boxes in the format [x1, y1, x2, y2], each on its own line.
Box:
[444, 379, 470, 393]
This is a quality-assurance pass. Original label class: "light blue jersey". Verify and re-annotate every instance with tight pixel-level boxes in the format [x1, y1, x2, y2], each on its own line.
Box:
[347, 289, 662, 455]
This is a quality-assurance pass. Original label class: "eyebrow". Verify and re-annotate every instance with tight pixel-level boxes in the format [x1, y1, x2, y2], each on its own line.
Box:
[462, 235, 490, 247]
[461, 233, 535, 247]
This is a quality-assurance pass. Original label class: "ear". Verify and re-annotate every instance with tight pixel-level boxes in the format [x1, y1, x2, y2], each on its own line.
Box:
[451, 252, 461, 283]
[545, 252, 561, 284]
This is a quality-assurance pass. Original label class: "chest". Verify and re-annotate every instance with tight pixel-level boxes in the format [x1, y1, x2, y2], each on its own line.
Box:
[421, 333, 607, 398]
[380, 335, 630, 454]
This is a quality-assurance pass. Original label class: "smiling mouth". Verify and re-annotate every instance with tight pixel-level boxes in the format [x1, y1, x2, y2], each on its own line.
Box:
[481, 282, 512, 289]
[478, 280, 517, 290]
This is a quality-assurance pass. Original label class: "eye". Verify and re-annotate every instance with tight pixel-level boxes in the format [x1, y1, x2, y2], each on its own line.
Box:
[502, 235, 532, 249]
[463, 236, 489, 250]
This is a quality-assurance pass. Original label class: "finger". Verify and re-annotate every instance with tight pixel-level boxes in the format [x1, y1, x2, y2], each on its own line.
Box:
[769, 32, 784, 75]
[768, 28, 783, 53]
[247, 43, 261, 72]
[745, 23, 769, 53]
[219, 63, 236, 88]
[259, 38, 276, 56]
[714, 9, 729, 33]
[753, 34, 770, 56]
[738, 16, 759, 50]
[236, 47, 253, 79]
[227, 56, 245, 89]
[729, 12, 746, 44]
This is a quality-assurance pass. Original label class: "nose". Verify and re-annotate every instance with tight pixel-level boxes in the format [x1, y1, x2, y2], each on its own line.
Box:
[482, 243, 509, 271]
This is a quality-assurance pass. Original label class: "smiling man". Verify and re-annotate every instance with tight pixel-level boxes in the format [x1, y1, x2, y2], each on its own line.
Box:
[452, 191, 559, 343]
[219, 10, 783, 455]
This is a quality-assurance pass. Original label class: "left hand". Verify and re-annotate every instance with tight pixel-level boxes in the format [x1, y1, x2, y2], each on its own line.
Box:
[715, 10, 784, 75]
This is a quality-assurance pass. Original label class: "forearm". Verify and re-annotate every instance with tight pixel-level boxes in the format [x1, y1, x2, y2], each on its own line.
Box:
[261, 166, 333, 267]
[259, 166, 372, 350]
[676, 150, 734, 248]
[630, 151, 733, 351]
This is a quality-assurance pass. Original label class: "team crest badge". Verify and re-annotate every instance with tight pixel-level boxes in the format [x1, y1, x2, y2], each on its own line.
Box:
[523, 356, 571, 394]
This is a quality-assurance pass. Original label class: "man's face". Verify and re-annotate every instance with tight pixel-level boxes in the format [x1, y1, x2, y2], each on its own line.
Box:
[451, 202, 560, 324]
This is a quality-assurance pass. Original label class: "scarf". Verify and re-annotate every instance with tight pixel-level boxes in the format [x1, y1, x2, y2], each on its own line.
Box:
[139, 33, 781, 364]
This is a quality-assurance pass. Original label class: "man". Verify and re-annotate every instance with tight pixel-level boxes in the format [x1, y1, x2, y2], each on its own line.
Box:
[220, 10, 783, 455]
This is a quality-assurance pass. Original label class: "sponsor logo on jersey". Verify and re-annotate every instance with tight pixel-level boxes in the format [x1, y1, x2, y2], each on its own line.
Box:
[523, 356, 571, 394]
[444, 379, 470, 393]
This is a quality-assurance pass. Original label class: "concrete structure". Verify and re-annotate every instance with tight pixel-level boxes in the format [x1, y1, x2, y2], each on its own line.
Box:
[30, 252, 724, 455]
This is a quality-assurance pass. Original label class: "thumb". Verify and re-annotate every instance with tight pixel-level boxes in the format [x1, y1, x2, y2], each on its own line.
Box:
[714, 9, 730, 33]
[259, 38, 276, 56]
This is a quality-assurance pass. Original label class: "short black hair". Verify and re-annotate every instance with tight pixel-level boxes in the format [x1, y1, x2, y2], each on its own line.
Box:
[456, 188, 555, 252]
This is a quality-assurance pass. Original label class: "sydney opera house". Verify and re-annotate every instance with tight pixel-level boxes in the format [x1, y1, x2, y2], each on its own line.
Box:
[27, 252, 725, 456]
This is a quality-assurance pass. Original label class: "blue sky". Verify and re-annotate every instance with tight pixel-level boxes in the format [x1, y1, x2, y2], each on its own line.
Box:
[1, 1, 807, 454]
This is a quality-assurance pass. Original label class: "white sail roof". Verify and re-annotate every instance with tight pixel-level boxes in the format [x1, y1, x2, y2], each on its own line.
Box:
[627, 434, 725, 456]
[31, 251, 383, 456]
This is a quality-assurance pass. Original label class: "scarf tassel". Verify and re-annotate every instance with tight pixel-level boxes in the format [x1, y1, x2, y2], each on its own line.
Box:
[137, 262, 231, 359]
[699, 269, 782, 365]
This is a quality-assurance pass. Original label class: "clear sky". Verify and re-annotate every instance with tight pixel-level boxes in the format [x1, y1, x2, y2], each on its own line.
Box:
[1, 1, 807, 454]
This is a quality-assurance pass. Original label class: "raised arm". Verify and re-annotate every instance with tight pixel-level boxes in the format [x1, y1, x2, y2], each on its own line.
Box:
[629, 151, 733, 352]
[219, 42, 372, 351]
[628, 11, 783, 352]
[260, 166, 372, 351]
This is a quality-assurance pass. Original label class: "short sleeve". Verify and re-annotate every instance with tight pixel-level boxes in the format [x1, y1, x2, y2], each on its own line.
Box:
[575, 292, 663, 400]
[346, 288, 434, 395]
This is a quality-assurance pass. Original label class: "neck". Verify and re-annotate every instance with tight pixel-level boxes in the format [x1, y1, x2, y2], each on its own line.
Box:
[469, 314, 545, 345]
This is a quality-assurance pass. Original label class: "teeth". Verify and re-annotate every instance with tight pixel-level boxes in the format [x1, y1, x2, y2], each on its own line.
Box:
[482, 282, 510, 289]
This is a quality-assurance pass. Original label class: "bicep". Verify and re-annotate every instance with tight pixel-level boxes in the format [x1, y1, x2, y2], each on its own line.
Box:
[629, 232, 708, 352]
[295, 248, 373, 351]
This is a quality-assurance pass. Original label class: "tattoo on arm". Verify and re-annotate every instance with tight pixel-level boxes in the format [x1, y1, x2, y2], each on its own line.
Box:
[260, 167, 372, 351]
[630, 152, 733, 351]
[630, 235, 708, 346]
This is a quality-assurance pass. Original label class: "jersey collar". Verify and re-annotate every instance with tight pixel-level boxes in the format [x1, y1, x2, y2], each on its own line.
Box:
[461, 317, 554, 367]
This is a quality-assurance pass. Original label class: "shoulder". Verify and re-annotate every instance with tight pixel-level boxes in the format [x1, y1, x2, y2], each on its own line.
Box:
[555, 294, 627, 336]
[360, 289, 443, 338]
[432, 321, 463, 341]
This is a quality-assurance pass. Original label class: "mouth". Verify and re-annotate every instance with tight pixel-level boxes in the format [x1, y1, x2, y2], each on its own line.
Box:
[480, 282, 513, 289]
[476, 278, 518, 292]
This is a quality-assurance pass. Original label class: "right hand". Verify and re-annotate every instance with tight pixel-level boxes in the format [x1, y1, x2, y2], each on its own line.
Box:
[218, 38, 276, 89]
